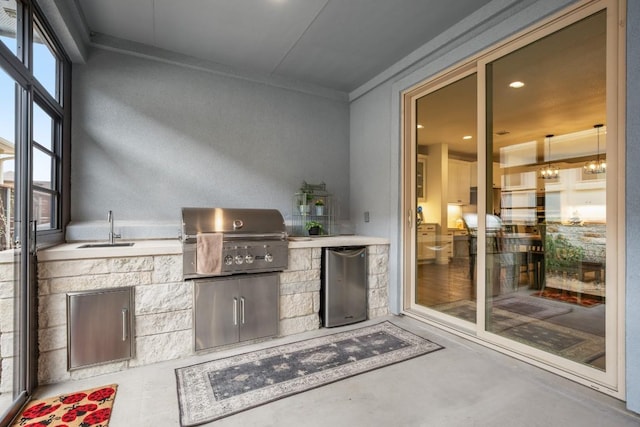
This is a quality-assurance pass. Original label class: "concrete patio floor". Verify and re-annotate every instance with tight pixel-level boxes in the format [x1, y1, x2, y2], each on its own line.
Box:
[32, 315, 640, 426]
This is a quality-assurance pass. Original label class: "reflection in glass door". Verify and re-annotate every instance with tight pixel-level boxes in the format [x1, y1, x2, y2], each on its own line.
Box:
[0, 66, 25, 419]
[414, 73, 478, 322]
[485, 10, 608, 370]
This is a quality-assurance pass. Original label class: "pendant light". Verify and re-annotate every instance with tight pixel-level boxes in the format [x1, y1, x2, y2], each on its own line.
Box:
[540, 134, 559, 179]
[584, 124, 606, 174]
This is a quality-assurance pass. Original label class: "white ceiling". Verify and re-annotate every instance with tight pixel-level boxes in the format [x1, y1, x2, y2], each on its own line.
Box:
[75, 0, 493, 92]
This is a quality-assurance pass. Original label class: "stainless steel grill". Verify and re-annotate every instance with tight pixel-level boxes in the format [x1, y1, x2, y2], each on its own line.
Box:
[181, 207, 289, 279]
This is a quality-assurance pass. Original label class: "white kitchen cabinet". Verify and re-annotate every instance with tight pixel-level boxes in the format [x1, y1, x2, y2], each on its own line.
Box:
[470, 162, 478, 187]
[445, 230, 454, 258]
[448, 159, 471, 204]
[471, 161, 502, 188]
[67, 287, 134, 369]
[417, 155, 427, 201]
[417, 224, 437, 261]
[194, 273, 279, 351]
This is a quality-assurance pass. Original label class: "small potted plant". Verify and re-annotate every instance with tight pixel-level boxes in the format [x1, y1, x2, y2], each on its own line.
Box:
[305, 220, 323, 236]
[314, 198, 325, 216]
[298, 192, 311, 215]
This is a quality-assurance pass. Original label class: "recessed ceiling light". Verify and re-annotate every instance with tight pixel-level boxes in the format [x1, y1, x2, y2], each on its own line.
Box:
[417, 124, 424, 129]
[509, 81, 525, 88]
[463, 135, 472, 140]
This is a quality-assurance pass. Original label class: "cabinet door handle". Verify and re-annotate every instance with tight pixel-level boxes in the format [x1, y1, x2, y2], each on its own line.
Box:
[121, 308, 128, 341]
[233, 297, 238, 325]
[240, 297, 245, 324]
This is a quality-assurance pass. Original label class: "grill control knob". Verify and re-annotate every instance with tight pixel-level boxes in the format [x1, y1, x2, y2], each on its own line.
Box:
[245, 254, 254, 264]
[224, 255, 233, 266]
[234, 254, 244, 265]
[264, 253, 273, 263]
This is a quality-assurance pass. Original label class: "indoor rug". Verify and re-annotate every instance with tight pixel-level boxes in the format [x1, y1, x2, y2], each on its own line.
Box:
[175, 321, 443, 426]
[436, 299, 604, 363]
[437, 296, 571, 332]
[534, 289, 603, 307]
[11, 384, 117, 427]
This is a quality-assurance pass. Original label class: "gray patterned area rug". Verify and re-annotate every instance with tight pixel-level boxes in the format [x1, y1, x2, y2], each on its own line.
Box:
[175, 321, 443, 426]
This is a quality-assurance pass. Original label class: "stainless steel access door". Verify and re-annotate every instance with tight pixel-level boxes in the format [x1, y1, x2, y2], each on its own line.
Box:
[67, 287, 134, 369]
[194, 273, 279, 351]
[322, 247, 367, 327]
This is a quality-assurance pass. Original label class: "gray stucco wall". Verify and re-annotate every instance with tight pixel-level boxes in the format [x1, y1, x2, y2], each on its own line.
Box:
[71, 49, 350, 227]
[349, 0, 639, 412]
[625, 0, 640, 414]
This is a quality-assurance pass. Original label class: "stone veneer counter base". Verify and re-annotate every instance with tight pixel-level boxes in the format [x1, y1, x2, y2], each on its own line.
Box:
[27, 236, 389, 387]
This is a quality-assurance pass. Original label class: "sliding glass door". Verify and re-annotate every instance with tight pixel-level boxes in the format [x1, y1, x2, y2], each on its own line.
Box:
[412, 73, 479, 324]
[404, 0, 622, 393]
[0, 62, 28, 423]
[484, 9, 609, 371]
[1, 1, 68, 421]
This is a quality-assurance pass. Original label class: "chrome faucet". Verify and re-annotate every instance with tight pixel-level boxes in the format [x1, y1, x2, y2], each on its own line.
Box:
[108, 210, 121, 244]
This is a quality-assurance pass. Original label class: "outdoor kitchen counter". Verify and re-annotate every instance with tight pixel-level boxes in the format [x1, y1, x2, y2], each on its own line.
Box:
[33, 236, 390, 386]
[287, 235, 389, 248]
[36, 235, 390, 260]
[36, 239, 182, 261]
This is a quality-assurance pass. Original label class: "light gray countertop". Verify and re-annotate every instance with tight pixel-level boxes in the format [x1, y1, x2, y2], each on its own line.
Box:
[287, 235, 389, 248]
[37, 240, 182, 261]
[36, 235, 389, 261]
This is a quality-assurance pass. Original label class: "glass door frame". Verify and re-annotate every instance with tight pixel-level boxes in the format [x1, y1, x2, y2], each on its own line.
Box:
[0, 0, 67, 420]
[0, 61, 34, 426]
[401, 0, 625, 398]
[402, 63, 479, 333]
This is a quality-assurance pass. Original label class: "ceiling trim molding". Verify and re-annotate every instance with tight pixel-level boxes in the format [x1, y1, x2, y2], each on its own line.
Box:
[88, 32, 349, 103]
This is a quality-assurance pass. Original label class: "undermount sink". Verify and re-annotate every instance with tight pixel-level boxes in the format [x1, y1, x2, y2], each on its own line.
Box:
[77, 242, 135, 249]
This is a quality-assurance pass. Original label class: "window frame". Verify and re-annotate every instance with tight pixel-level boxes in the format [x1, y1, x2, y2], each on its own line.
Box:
[0, 0, 70, 246]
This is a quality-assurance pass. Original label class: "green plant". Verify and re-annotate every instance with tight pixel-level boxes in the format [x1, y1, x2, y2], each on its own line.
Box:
[545, 234, 585, 273]
[298, 190, 312, 205]
[305, 221, 323, 231]
[314, 199, 324, 206]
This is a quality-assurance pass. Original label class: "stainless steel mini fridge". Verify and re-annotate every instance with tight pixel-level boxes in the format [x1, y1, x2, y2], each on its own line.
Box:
[321, 246, 367, 327]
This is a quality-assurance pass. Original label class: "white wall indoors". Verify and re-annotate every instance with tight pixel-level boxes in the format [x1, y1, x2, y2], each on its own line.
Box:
[71, 48, 350, 230]
[348, 0, 639, 414]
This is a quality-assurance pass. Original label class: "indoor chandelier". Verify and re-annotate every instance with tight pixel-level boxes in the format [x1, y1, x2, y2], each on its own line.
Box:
[584, 124, 606, 174]
[540, 134, 559, 179]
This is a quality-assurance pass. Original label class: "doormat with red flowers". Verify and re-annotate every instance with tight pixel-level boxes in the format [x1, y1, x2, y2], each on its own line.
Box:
[11, 384, 117, 427]
[534, 289, 603, 307]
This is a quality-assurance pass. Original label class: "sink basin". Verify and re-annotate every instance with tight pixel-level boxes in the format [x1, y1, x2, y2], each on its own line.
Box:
[77, 242, 135, 248]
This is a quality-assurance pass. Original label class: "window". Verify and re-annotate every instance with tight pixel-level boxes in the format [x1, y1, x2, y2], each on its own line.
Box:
[33, 100, 60, 230]
[0, 0, 19, 57]
[33, 18, 59, 100]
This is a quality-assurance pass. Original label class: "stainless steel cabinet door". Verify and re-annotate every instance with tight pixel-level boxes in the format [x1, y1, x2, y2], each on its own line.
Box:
[238, 274, 279, 342]
[194, 277, 240, 350]
[194, 273, 279, 351]
[67, 288, 134, 369]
